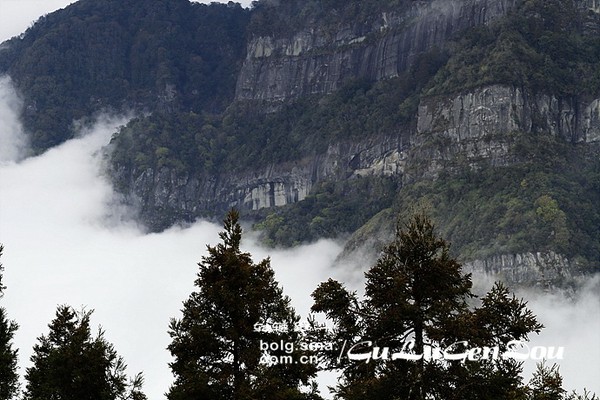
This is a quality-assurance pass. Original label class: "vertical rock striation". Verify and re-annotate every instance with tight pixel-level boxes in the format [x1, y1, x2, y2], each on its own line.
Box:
[236, 0, 518, 101]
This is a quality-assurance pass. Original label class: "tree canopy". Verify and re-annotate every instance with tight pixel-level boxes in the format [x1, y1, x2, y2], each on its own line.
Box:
[23, 305, 146, 400]
[311, 212, 544, 399]
[168, 209, 322, 400]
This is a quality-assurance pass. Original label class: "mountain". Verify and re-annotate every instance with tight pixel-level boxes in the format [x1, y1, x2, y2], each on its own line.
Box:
[0, 0, 250, 150]
[1, 0, 599, 286]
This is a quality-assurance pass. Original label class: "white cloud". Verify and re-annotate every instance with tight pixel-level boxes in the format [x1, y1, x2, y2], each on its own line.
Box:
[518, 277, 600, 394]
[0, 76, 28, 163]
[0, 0, 598, 393]
[1, 98, 597, 397]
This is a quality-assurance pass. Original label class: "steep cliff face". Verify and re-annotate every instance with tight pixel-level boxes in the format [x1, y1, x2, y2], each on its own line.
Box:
[236, 0, 518, 101]
[409, 85, 600, 179]
[115, 133, 406, 230]
[123, 83, 600, 232]
[418, 86, 600, 143]
[1, 0, 598, 284]
[463, 252, 575, 288]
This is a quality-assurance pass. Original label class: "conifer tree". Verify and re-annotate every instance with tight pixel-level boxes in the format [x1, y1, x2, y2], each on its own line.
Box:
[23, 305, 146, 400]
[523, 362, 599, 400]
[0, 245, 19, 400]
[311, 212, 543, 400]
[528, 362, 565, 400]
[167, 209, 321, 400]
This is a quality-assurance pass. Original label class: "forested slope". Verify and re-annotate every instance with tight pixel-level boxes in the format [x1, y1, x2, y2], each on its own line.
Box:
[1, 0, 598, 283]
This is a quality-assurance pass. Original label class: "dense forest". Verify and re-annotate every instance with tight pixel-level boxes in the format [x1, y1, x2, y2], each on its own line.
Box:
[111, 0, 599, 272]
[0, 0, 249, 151]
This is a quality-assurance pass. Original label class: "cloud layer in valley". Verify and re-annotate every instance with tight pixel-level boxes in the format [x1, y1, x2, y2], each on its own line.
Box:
[1, 75, 598, 397]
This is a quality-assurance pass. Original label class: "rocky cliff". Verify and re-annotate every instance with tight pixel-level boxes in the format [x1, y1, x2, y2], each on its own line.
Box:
[1, 0, 598, 283]
[113, 132, 407, 229]
[128, 84, 600, 231]
[463, 251, 575, 288]
[409, 85, 600, 179]
[236, 0, 518, 101]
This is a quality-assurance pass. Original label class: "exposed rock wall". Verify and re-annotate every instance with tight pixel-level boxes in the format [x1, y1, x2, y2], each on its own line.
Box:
[417, 86, 591, 142]
[120, 134, 406, 230]
[463, 251, 575, 288]
[410, 85, 600, 179]
[122, 84, 600, 230]
[582, 98, 600, 142]
[236, 0, 518, 101]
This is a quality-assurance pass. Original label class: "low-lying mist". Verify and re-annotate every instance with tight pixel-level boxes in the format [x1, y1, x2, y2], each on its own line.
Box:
[0, 76, 598, 398]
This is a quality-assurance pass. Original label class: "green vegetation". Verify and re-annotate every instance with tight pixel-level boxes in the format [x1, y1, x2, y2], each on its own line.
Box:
[2, 0, 600, 270]
[253, 176, 397, 247]
[2, 246, 148, 400]
[248, 0, 409, 37]
[428, 0, 600, 96]
[250, 126, 599, 270]
[108, 69, 425, 241]
[110, 112, 207, 177]
[0, 219, 597, 400]
[24, 306, 146, 400]
[390, 134, 600, 270]
[0, 0, 249, 152]
[311, 212, 544, 399]
[110, 48, 445, 184]
[168, 210, 321, 399]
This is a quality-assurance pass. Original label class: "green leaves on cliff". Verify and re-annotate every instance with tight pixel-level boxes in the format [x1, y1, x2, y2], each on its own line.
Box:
[429, 0, 600, 96]
[254, 177, 398, 247]
[110, 67, 434, 179]
[248, 0, 408, 36]
[390, 133, 600, 270]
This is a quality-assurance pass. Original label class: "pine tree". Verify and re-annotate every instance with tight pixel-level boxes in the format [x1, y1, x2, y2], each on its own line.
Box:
[528, 362, 565, 400]
[0, 245, 19, 400]
[167, 209, 321, 400]
[23, 305, 146, 400]
[311, 212, 543, 400]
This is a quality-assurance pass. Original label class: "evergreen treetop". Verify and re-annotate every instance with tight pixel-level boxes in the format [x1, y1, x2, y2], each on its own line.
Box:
[0, 245, 19, 400]
[311, 212, 544, 400]
[23, 305, 146, 400]
[168, 209, 322, 400]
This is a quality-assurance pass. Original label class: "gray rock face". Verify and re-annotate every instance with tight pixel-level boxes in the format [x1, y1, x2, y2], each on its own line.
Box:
[417, 86, 593, 142]
[236, 0, 518, 101]
[122, 84, 600, 231]
[463, 251, 574, 288]
[410, 85, 600, 179]
[112, 2, 600, 290]
[125, 0, 600, 229]
[121, 134, 408, 230]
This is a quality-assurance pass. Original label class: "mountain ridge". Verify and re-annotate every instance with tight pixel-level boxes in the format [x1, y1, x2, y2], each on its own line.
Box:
[1, 0, 599, 285]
